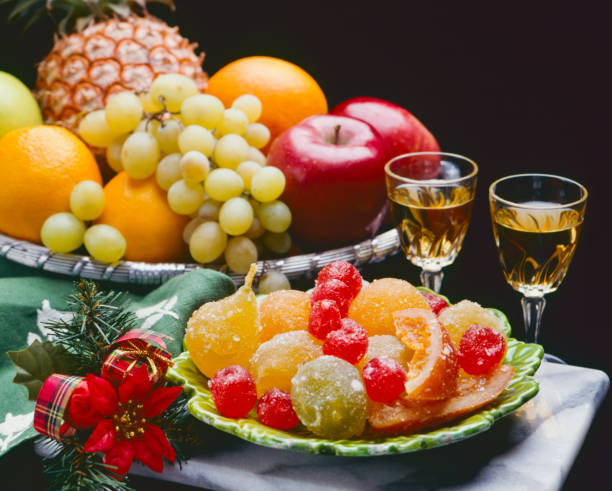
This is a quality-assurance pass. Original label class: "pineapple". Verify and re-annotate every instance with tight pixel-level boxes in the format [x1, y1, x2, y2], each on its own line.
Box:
[7, 0, 207, 131]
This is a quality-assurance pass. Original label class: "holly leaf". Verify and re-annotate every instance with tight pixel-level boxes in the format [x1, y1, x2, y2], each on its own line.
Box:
[7, 340, 76, 401]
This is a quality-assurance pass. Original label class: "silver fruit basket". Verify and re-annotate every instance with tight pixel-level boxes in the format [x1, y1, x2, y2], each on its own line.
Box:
[0, 229, 400, 286]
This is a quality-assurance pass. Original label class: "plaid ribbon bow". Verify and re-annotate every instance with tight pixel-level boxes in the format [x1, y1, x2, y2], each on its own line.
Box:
[101, 329, 173, 386]
[34, 374, 83, 441]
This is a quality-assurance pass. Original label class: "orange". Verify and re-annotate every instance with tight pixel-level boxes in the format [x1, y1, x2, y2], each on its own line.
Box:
[348, 278, 431, 336]
[259, 289, 311, 342]
[206, 56, 328, 148]
[0, 125, 101, 243]
[394, 309, 458, 401]
[96, 172, 189, 262]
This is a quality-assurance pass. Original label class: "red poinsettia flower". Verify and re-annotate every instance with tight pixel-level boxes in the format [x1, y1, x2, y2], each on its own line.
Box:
[67, 364, 182, 475]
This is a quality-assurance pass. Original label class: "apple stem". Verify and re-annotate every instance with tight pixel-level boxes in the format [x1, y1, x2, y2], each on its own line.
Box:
[334, 124, 341, 145]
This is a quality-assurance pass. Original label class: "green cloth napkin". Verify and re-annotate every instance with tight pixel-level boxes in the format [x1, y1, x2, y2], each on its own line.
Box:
[0, 258, 235, 458]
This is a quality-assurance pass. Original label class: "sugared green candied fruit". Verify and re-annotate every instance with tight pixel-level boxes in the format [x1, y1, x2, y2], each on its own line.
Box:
[290, 355, 367, 439]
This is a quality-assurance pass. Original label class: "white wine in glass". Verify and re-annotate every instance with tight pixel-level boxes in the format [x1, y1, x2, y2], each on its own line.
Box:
[489, 174, 587, 344]
[385, 152, 478, 293]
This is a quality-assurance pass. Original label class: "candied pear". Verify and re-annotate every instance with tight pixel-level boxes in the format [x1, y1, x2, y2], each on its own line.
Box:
[186, 264, 260, 378]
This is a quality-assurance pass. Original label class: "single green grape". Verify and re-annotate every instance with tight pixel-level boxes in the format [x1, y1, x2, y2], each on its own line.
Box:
[156, 153, 182, 191]
[213, 134, 249, 170]
[250, 166, 286, 202]
[78, 109, 118, 148]
[224, 236, 258, 274]
[149, 74, 198, 112]
[218, 197, 254, 236]
[231, 94, 262, 123]
[258, 200, 292, 233]
[204, 168, 244, 202]
[244, 123, 270, 149]
[105, 92, 143, 133]
[167, 179, 205, 215]
[40, 212, 86, 253]
[70, 180, 105, 221]
[121, 132, 160, 179]
[178, 125, 215, 156]
[216, 108, 249, 136]
[189, 221, 227, 263]
[181, 94, 224, 129]
[84, 224, 126, 263]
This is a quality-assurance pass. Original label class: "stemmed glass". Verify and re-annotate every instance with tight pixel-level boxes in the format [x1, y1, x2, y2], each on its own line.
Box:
[384, 152, 478, 293]
[489, 174, 587, 344]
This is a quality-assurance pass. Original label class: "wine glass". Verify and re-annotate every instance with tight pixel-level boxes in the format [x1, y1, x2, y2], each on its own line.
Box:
[489, 174, 587, 344]
[384, 152, 478, 293]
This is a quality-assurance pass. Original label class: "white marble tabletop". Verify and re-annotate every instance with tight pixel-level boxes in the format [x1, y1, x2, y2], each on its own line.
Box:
[132, 360, 609, 491]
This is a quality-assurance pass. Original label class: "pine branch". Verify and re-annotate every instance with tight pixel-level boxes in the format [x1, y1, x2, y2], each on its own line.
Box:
[154, 393, 204, 465]
[41, 437, 135, 491]
[44, 280, 137, 376]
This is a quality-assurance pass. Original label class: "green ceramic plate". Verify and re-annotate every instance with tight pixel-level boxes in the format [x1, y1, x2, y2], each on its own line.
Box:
[167, 291, 544, 456]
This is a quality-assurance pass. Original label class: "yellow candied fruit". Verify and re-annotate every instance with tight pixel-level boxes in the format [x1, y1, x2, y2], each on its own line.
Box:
[249, 330, 322, 397]
[259, 289, 311, 342]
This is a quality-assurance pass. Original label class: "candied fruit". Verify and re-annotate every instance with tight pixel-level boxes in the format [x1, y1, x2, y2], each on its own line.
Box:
[186, 264, 260, 378]
[291, 355, 367, 439]
[257, 388, 300, 430]
[438, 300, 507, 348]
[259, 289, 311, 342]
[356, 335, 414, 372]
[323, 318, 368, 364]
[394, 308, 458, 400]
[348, 278, 431, 336]
[362, 357, 407, 403]
[369, 364, 515, 434]
[310, 278, 352, 317]
[249, 330, 322, 397]
[458, 324, 507, 375]
[209, 365, 257, 418]
[316, 261, 362, 301]
[420, 290, 450, 316]
[309, 299, 342, 340]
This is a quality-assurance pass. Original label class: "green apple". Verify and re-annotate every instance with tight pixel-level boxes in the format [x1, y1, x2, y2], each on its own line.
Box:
[0, 71, 43, 138]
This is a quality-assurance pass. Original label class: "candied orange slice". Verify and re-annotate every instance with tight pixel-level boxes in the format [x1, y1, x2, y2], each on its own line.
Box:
[368, 364, 515, 434]
[259, 289, 311, 342]
[348, 278, 431, 337]
[438, 300, 507, 348]
[394, 308, 458, 401]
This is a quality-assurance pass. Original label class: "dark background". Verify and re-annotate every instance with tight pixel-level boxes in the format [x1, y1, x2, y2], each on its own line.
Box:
[1, 0, 610, 489]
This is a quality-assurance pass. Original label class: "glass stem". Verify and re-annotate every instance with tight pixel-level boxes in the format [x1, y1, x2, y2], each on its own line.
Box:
[520, 296, 546, 344]
[420, 269, 444, 293]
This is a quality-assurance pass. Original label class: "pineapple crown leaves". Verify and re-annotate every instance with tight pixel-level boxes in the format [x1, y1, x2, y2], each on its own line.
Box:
[2, 0, 175, 33]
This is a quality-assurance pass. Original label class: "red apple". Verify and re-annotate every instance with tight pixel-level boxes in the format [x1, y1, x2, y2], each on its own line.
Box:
[331, 97, 440, 179]
[267, 114, 390, 248]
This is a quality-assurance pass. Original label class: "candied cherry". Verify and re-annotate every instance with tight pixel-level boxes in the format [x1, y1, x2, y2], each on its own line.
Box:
[310, 278, 352, 317]
[420, 290, 450, 316]
[309, 299, 342, 340]
[362, 356, 407, 403]
[458, 324, 507, 375]
[316, 261, 362, 301]
[323, 318, 368, 364]
[257, 388, 300, 430]
[209, 365, 257, 418]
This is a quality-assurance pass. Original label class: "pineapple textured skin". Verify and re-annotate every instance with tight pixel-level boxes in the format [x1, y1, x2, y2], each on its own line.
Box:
[35, 15, 207, 130]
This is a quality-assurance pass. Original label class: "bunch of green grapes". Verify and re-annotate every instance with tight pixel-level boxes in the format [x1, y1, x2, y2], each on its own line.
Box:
[40, 181, 126, 264]
[77, 74, 293, 273]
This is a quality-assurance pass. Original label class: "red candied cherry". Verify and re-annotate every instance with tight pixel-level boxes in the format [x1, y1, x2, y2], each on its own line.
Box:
[257, 388, 300, 430]
[458, 324, 507, 375]
[310, 278, 352, 317]
[323, 318, 368, 364]
[362, 356, 407, 403]
[209, 365, 257, 418]
[316, 261, 363, 301]
[420, 290, 450, 316]
[309, 299, 343, 340]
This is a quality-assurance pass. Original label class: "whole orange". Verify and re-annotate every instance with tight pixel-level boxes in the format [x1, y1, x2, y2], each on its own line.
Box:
[206, 56, 328, 148]
[0, 125, 101, 243]
[97, 172, 189, 262]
